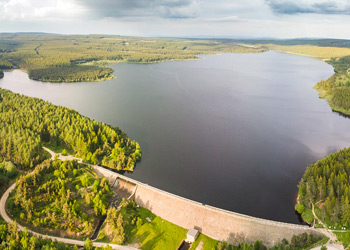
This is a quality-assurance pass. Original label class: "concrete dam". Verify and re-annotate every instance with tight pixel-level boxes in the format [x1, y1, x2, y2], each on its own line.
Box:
[92, 165, 320, 246]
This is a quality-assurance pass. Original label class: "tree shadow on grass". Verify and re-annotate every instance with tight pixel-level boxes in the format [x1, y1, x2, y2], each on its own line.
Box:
[141, 232, 165, 250]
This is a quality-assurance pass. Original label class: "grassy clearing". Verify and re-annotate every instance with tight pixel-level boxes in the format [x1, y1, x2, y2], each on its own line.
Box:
[43, 142, 75, 155]
[267, 45, 350, 60]
[334, 232, 350, 248]
[130, 216, 186, 250]
[98, 202, 187, 250]
[190, 233, 218, 250]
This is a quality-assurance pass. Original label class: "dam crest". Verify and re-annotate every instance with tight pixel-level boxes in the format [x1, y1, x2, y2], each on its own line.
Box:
[92, 165, 319, 246]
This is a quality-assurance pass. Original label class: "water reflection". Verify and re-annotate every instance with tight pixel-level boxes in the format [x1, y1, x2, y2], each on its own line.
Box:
[0, 51, 347, 223]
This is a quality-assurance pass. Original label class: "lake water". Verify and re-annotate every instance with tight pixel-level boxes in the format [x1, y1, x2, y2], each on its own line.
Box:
[1, 51, 348, 223]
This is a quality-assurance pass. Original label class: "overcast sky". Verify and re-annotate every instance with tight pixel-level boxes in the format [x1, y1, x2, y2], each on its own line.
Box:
[1, 0, 350, 39]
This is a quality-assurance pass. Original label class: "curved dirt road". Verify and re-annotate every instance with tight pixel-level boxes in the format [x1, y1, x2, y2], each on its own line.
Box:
[311, 203, 344, 250]
[0, 158, 138, 250]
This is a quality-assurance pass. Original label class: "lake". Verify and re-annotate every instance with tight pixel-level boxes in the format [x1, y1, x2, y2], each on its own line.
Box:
[1, 51, 348, 223]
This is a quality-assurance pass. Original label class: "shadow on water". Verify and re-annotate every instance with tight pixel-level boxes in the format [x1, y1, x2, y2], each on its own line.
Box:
[0, 52, 344, 223]
[332, 109, 350, 119]
[295, 211, 311, 226]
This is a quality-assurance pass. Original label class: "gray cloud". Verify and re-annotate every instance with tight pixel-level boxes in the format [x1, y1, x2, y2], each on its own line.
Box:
[266, 0, 350, 15]
[202, 16, 241, 22]
[2, 0, 350, 39]
[76, 0, 199, 18]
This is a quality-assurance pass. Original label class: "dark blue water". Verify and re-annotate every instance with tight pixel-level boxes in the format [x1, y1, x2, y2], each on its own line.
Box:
[1, 51, 347, 223]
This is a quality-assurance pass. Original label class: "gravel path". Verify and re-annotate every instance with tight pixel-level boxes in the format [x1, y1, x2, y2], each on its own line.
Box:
[0, 149, 138, 250]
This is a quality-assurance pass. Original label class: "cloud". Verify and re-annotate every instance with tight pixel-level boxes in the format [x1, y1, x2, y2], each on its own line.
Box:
[0, 0, 201, 21]
[266, 0, 350, 15]
[203, 16, 241, 22]
[0, 0, 85, 21]
[76, 0, 200, 19]
[324, 18, 335, 23]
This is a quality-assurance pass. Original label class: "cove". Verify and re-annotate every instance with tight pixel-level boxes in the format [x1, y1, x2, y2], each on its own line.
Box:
[0, 51, 347, 223]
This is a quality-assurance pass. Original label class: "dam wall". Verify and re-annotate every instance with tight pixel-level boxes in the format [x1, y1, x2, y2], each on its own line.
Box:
[92, 165, 319, 246]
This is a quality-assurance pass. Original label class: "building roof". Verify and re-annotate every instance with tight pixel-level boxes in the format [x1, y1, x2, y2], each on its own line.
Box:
[187, 228, 199, 238]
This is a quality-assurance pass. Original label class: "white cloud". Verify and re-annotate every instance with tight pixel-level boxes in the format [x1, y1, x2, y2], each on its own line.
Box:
[324, 18, 335, 23]
[0, 0, 86, 21]
[202, 16, 241, 22]
[0, 0, 350, 39]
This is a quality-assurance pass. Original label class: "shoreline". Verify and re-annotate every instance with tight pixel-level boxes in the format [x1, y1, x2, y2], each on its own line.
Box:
[1, 48, 266, 84]
[273, 48, 350, 117]
[0, 156, 322, 247]
[0, 50, 344, 226]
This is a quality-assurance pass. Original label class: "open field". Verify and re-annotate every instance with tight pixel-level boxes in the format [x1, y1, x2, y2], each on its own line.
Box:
[267, 44, 350, 60]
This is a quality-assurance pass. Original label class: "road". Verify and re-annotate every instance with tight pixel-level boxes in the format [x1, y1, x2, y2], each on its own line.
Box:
[311, 244, 345, 250]
[0, 149, 138, 250]
[310, 203, 344, 250]
[2, 147, 344, 249]
[43, 146, 83, 162]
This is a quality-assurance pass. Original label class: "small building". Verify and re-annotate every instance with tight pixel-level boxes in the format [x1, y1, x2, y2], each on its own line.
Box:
[186, 228, 199, 243]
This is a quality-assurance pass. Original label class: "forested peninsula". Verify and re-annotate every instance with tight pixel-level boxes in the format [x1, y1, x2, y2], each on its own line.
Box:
[0, 87, 142, 248]
[296, 148, 350, 247]
[0, 33, 265, 83]
[314, 56, 350, 115]
[0, 89, 141, 171]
